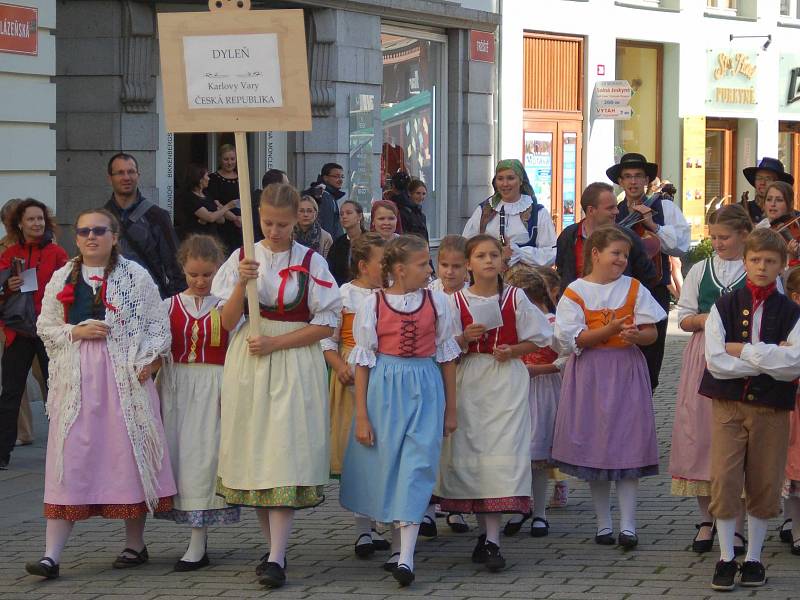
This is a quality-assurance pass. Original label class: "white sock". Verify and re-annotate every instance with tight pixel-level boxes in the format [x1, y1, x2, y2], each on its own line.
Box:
[589, 480, 612, 534]
[182, 527, 207, 562]
[44, 519, 74, 564]
[616, 478, 638, 535]
[483, 513, 502, 546]
[424, 504, 436, 522]
[717, 517, 736, 562]
[532, 469, 549, 525]
[507, 513, 524, 525]
[255, 507, 271, 555]
[124, 516, 146, 552]
[398, 524, 419, 571]
[353, 514, 372, 545]
[476, 513, 487, 535]
[391, 524, 401, 554]
[267, 508, 294, 566]
[745, 514, 768, 563]
[787, 497, 800, 542]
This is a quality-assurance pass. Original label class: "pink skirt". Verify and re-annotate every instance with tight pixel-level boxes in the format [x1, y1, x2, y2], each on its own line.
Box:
[787, 395, 800, 482]
[44, 340, 176, 507]
[668, 331, 712, 486]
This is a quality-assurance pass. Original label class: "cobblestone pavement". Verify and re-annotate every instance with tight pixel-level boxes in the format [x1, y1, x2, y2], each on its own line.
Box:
[1, 313, 798, 599]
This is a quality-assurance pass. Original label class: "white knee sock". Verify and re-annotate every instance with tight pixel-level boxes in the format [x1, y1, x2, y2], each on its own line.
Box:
[476, 513, 487, 535]
[353, 514, 372, 545]
[256, 507, 271, 554]
[398, 524, 419, 571]
[589, 480, 612, 534]
[483, 513, 502, 546]
[44, 519, 74, 564]
[787, 497, 800, 543]
[532, 469, 549, 524]
[391, 524, 401, 554]
[267, 508, 294, 566]
[124, 516, 146, 552]
[716, 517, 736, 562]
[616, 478, 639, 535]
[182, 526, 208, 562]
[745, 514, 768, 563]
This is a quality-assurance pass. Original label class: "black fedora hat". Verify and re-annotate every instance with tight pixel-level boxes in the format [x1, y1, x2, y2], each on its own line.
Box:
[743, 157, 794, 186]
[606, 153, 659, 183]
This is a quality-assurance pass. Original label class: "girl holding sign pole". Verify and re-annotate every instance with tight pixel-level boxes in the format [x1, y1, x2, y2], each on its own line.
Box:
[211, 183, 341, 589]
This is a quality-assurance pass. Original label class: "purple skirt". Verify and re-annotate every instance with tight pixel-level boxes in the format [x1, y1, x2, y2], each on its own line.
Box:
[551, 345, 658, 480]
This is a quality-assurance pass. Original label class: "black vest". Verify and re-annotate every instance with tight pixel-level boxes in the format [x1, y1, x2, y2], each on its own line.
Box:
[698, 287, 800, 410]
[616, 194, 670, 287]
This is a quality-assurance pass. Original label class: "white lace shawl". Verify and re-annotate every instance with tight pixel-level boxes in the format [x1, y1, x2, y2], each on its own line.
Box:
[37, 257, 172, 509]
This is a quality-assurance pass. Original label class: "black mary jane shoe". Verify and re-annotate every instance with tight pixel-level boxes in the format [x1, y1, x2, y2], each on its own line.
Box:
[112, 546, 149, 569]
[371, 528, 391, 551]
[392, 563, 415, 587]
[383, 552, 400, 572]
[354, 533, 375, 558]
[471, 534, 488, 563]
[446, 513, 469, 534]
[594, 528, 615, 546]
[419, 515, 437, 538]
[618, 530, 639, 550]
[174, 553, 210, 572]
[256, 554, 286, 576]
[791, 538, 800, 556]
[484, 541, 506, 572]
[502, 511, 531, 537]
[692, 521, 716, 554]
[258, 561, 287, 588]
[779, 519, 794, 544]
[733, 532, 747, 557]
[530, 517, 550, 538]
[25, 557, 59, 579]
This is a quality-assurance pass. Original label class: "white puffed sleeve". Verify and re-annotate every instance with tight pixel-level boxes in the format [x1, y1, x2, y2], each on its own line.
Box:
[634, 282, 668, 325]
[307, 252, 342, 328]
[134, 266, 172, 368]
[509, 208, 557, 268]
[210, 249, 241, 304]
[514, 288, 554, 348]
[656, 199, 691, 256]
[676, 259, 704, 325]
[431, 290, 462, 363]
[740, 318, 800, 381]
[554, 290, 587, 355]
[320, 313, 341, 352]
[704, 305, 760, 379]
[462, 204, 483, 239]
[348, 292, 379, 367]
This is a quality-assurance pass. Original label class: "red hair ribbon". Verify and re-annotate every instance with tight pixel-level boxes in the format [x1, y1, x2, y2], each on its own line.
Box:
[276, 266, 333, 314]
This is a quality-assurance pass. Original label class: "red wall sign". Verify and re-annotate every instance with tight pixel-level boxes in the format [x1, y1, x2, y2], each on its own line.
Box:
[470, 30, 495, 63]
[0, 3, 38, 56]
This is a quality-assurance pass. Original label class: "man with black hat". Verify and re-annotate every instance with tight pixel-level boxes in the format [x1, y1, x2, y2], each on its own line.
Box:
[742, 157, 795, 223]
[610, 152, 690, 391]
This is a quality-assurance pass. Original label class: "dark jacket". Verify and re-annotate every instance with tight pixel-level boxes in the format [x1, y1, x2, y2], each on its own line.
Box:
[327, 234, 352, 286]
[699, 288, 800, 410]
[105, 191, 186, 298]
[555, 221, 657, 291]
[317, 183, 344, 240]
[616, 194, 670, 287]
[390, 191, 429, 241]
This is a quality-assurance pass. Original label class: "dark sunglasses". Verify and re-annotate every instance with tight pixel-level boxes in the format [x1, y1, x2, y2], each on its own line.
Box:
[76, 226, 113, 237]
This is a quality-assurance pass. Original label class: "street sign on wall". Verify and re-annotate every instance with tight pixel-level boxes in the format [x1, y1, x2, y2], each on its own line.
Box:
[0, 2, 37, 56]
[591, 80, 632, 120]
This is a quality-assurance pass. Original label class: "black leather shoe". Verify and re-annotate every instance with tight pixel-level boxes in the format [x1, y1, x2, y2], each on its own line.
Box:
[371, 528, 391, 551]
[446, 513, 469, 534]
[25, 557, 59, 579]
[393, 564, 415, 587]
[733, 532, 747, 557]
[256, 554, 286, 576]
[692, 521, 715, 554]
[594, 528, 614, 545]
[174, 553, 210, 572]
[471, 534, 488, 563]
[618, 530, 638, 549]
[739, 560, 766, 587]
[0, 457, 8, 470]
[112, 546, 148, 569]
[419, 515, 437, 538]
[530, 517, 549, 538]
[485, 541, 506, 572]
[503, 512, 531, 536]
[258, 561, 287, 588]
[711, 559, 738, 591]
[791, 539, 800, 556]
[354, 533, 375, 558]
[779, 519, 793, 543]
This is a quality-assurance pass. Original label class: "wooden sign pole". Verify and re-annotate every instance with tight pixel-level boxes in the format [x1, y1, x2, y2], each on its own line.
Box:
[234, 131, 261, 336]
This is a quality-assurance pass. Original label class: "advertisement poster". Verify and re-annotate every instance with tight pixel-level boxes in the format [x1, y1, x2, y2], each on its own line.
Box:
[562, 133, 577, 228]
[682, 116, 706, 241]
[524, 132, 553, 211]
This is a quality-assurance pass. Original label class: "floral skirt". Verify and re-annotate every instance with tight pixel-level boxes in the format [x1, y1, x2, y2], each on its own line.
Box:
[216, 479, 324, 509]
[44, 497, 173, 521]
[154, 507, 240, 527]
[435, 496, 531, 515]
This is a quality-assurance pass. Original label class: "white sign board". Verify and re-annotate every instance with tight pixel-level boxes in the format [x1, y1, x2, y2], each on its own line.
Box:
[591, 80, 632, 120]
[183, 33, 283, 110]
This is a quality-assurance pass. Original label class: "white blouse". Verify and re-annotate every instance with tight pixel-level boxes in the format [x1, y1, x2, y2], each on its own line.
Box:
[82, 265, 105, 292]
[211, 241, 341, 329]
[462, 195, 557, 267]
[555, 276, 667, 354]
[349, 289, 461, 367]
[676, 256, 745, 324]
[705, 301, 800, 382]
[449, 286, 554, 350]
[321, 282, 375, 353]
[171, 293, 221, 319]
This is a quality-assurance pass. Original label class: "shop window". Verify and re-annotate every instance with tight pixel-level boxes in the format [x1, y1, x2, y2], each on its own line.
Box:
[614, 42, 662, 165]
[380, 27, 447, 240]
[781, 0, 800, 19]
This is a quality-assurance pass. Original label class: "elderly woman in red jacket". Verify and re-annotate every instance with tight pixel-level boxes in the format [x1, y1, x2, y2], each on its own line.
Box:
[0, 198, 68, 470]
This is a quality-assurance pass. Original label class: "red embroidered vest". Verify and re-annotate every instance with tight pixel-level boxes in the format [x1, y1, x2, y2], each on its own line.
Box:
[454, 286, 520, 354]
[375, 289, 438, 358]
[169, 296, 229, 366]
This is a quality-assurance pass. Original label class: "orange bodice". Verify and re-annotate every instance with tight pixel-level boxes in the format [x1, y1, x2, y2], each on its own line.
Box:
[562, 278, 639, 349]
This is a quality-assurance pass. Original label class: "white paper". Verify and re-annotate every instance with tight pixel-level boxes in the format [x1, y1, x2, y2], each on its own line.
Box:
[468, 300, 504, 331]
[19, 268, 38, 293]
[183, 33, 284, 110]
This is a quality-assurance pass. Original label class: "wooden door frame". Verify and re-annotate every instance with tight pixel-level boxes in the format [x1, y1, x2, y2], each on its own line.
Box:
[706, 117, 737, 202]
[779, 121, 800, 208]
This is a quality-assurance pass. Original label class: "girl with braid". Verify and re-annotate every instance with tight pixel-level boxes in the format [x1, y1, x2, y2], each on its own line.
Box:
[26, 209, 175, 580]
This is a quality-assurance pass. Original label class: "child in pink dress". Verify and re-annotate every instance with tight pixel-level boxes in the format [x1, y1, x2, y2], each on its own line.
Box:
[782, 267, 800, 556]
